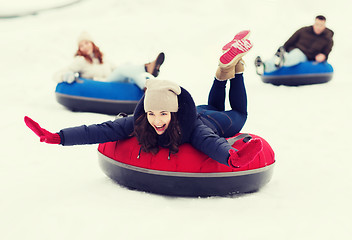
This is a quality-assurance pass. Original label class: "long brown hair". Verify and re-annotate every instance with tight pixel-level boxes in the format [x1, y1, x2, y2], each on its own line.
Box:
[133, 112, 182, 155]
[75, 42, 104, 64]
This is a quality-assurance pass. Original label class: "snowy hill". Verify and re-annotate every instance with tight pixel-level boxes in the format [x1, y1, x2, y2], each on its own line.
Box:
[1, 0, 351, 239]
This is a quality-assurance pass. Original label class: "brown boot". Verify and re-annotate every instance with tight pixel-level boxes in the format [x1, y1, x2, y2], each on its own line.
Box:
[235, 58, 245, 74]
[215, 65, 235, 81]
[145, 52, 165, 77]
[216, 58, 246, 80]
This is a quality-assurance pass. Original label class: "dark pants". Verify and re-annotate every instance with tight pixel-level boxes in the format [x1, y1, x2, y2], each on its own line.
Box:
[196, 74, 247, 138]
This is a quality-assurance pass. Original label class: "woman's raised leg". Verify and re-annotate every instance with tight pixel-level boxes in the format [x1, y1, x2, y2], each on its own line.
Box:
[229, 73, 247, 115]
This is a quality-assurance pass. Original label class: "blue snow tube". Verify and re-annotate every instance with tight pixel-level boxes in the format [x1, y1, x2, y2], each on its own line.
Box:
[55, 78, 144, 115]
[261, 61, 333, 86]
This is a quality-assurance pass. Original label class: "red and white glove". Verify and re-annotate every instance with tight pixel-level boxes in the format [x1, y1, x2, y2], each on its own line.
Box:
[24, 116, 61, 144]
[228, 139, 263, 168]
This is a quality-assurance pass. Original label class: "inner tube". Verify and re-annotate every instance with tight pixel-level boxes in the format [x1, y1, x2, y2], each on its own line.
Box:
[98, 133, 275, 197]
[261, 61, 333, 86]
[55, 78, 144, 115]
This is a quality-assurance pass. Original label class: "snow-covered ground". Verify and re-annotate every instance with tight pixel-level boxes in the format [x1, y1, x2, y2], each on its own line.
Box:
[1, 0, 351, 239]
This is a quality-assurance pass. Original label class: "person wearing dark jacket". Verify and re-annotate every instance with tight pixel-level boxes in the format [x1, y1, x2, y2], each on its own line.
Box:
[24, 31, 262, 169]
[255, 15, 334, 75]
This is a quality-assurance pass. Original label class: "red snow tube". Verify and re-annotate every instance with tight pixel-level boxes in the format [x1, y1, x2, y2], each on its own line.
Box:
[98, 133, 275, 197]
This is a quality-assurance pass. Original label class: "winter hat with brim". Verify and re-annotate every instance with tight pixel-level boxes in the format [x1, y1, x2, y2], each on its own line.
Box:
[144, 79, 181, 112]
[77, 31, 94, 45]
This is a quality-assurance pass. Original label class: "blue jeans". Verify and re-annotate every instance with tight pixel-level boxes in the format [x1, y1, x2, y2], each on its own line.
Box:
[106, 63, 154, 89]
[197, 74, 247, 138]
[264, 48, 308, 72]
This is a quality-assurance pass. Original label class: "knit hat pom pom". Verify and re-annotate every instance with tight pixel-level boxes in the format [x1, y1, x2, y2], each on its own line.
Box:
[77, 31, 94, 45]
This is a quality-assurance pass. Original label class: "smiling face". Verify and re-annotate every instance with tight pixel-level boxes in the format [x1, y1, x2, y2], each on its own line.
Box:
[313, 18, 326, 35]
[147, 110, 172, 135]
[78, 40, 94, 55]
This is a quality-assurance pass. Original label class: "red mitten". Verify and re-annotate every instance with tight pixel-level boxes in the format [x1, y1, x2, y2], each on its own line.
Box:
[24, 116, 61, 144]
[228, 138, 263, 168]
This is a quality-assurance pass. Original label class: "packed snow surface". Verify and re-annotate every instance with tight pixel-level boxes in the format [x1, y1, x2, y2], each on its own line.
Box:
[1, 0, 351, 239]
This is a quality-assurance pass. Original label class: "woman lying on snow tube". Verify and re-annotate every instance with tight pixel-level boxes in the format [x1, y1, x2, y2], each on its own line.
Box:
[55, 78, 144, 115]
[24, 31, 275, 197]
[53, 31, 164, 115]
[53, 32, 165, 89]
[260, 61, 333, 86]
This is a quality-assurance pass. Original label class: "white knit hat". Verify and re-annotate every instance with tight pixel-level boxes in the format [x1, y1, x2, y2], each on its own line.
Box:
[144, 79, 181, 112]
[77, 31, 94, 45]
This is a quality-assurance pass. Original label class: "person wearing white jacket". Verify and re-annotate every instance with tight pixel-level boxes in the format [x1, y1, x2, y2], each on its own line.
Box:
[54, 32, 165, 90]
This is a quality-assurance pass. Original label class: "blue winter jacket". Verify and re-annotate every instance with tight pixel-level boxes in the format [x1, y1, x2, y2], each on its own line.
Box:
[58, 87, 233, 166]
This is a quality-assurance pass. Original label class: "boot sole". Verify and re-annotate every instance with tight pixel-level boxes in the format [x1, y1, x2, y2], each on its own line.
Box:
[219, 40, 253, 67]
[222, 30, 251, 52]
